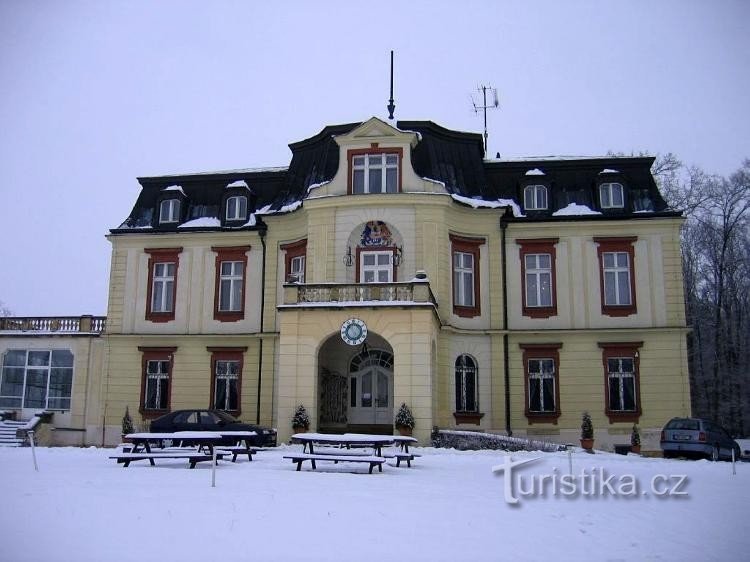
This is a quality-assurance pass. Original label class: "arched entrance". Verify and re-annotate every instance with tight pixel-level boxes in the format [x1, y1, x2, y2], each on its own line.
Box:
[317, 330, 394, 434]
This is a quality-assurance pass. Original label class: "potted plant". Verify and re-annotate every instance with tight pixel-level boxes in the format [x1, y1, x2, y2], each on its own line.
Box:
[395, 403, 415, 436]
[580, 411, 594, 452]
[630, 424, 641, 454]
[292, 404, 310, 433]
[121, 406, 134, 440]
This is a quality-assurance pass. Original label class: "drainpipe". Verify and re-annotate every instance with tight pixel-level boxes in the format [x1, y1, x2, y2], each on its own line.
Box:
[256, 221, 268, 425]
[500, 210, 512, 436]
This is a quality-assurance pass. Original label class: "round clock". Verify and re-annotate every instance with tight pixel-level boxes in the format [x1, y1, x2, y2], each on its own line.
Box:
[341, 318, 368, 346]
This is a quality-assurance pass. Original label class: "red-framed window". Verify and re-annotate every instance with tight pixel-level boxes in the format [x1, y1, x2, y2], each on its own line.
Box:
[207, 347, 247, 415]
[145, 248, 182, 323]
[450, 234, 482, 318]
[281, 239, 307, 283]
[517, 238, 558, 319]
[347, 146, 403, 195]
[211, 246, 251, 322]
[138, 346, 177, 418]
[520, 343, 562, 423]
[594, 237, 637, 317]
[599, 341, 643, 423]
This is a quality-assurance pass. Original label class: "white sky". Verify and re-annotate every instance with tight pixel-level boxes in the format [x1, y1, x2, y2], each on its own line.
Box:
[1, 0, 748, 316]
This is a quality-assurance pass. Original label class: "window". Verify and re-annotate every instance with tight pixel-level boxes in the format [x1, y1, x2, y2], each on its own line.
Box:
[212, 246, 250, 322]
[517, 238, 558, 318]
[138, 347, 176, 415]
[348, 148, 402, 194]
[159, 199, 181, 223]
[520, 343, 562, 423]
[599, 342, 642, 422]
[145, 248, 182, 322]
[450, 234, 483, 317]
[208, 347, 246, 414]
[523, 185, 548, 210]
[0, 349, 74, 410]
[454, 355, 478, 413]
[225, 195, 248, 221]
[594, 237, 637, 317]
[359, 250, 393, 283]
[281, 239, 307, 283]
[599, 182, 624, 209]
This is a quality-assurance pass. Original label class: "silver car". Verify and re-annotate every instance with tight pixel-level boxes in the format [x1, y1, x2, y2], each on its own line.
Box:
[660, 417, 740, 461]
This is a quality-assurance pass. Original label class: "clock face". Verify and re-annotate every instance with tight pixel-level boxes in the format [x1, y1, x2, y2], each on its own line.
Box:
[341, 318, 367, 346]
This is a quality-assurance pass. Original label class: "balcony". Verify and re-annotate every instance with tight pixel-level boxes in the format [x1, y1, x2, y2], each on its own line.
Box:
[281, 281, 437, 309]
[0, 315, 106, 334]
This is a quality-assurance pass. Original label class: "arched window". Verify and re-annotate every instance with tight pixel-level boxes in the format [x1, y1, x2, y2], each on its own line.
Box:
[226, 195, 248, 221]
[159, 199, 181, 223]
[455, 355, 478, 413]
[523, 185, 548, 210]
[599, 182, 624, 209]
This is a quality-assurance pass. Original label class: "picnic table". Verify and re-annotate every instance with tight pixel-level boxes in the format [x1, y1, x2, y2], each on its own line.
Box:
[213, 430, 258, 462]
[285, 433, 419, 472]
[111, 431, 228, 468]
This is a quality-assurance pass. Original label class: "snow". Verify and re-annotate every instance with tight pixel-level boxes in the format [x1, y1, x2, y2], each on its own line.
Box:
[177, 217, 221, 228]
[306, 180, 331, 194]
[525, 168, 545, 176]
[226, 180, 248, 189]
[599, 168, 620, 174]
[256, 201, 302, 215]
[0, 445, 747, 561]
[450, 194, 524, 218]
[162, 185, 186, 196]
[552, 203, 602, 216]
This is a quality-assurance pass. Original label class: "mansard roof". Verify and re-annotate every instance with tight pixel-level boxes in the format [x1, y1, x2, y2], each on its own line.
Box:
[111, 119, 676, 233]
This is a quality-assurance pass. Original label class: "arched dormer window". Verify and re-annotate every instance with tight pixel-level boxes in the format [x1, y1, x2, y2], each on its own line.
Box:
[599, 182, 624, 209]
[226, 195, 248, 221]
[523, 185, 548, 210]
[159, 199, 181, 224]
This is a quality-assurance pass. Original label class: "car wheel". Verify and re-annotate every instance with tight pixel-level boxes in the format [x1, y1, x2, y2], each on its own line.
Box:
[710, 446, 720, 461]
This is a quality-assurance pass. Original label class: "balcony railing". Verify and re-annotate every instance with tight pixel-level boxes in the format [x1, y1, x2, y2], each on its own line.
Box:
[282, 281, 437, 307]
[0, 315, 106, 334]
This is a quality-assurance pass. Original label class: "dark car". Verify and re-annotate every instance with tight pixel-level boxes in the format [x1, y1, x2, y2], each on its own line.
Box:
[149, 409, 277, 447]
[660, 417, 740, 461]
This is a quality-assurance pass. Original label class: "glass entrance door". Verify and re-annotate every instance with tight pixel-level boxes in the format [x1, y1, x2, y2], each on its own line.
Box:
[349, 366, 392, 425]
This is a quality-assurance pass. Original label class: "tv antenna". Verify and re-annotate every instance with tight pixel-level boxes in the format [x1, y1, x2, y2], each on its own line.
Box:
[472, 85, 499, 157]
[387, 50, 395, 120]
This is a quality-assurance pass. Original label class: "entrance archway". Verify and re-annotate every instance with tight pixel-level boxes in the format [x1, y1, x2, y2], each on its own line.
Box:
[317, 330, 394, 434]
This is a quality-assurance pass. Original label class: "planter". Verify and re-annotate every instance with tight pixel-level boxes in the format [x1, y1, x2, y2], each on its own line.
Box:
[580, 438, 595, 451]
[396, 426, 413, 437]
[630, 445, 641, 454]
[292, 426, 308, 434]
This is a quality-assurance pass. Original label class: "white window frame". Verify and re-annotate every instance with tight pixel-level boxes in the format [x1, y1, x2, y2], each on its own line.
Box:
[352, 153, 399, 194]
[360, 250, 393, 283]
[453, 251, 475, 307]
[0, 349, 74, 410]
[226, 195, 247, 221]
[214, 360, 240, 411]
[527, 358, 556, 413]
[602, 251, 632, 306]
[523, 185, 548, 210]
[455, 355, 478, 413]
[218, 260, 244, 312]
[144, 359, 170, 410]
[151, 262, 175, 313]
[159, 199, 181, 223]
[599, 182, 624, 209]
[524, 253, 553, 307]
[607, 357, 636, 412]
[289, 255, 305, 283]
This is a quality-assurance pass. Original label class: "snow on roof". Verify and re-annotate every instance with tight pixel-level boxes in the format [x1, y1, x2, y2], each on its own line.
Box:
[306, 180, 331, 195]
[226, 180, 248, 189]
[162, 185, 186, 196]
[145, 166, 288, 178]
[450, 194, 524, 217]
[552, 203, 602, 216]
[599, 169, 620, 174]
[422, 176, 446, 187]
[485, 155, 624, 163]
[116, 223, 153, 230]
[255, 200, 302, 215]
[177, 217, 221, 228]
[525, 168, 545, 176]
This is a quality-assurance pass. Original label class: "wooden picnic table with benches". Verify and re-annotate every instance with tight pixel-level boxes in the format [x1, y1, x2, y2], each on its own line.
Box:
[285, 433, 419, 473]
[110, 431, 228, 468]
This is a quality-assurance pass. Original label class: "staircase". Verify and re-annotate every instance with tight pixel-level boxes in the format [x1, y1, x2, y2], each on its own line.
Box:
[0, 419, 27, 447]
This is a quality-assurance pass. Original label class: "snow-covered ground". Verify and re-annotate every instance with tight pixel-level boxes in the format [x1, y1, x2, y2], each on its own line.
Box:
[1, 445, 748, 561]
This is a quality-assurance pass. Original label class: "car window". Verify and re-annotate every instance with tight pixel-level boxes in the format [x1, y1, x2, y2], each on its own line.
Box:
[200, 411, 220, 424]
[173, 411, 195, 424]
[665, 419, 699, 431]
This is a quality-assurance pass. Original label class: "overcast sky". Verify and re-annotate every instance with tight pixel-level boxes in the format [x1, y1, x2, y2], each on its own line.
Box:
[1, 0, 748, 316]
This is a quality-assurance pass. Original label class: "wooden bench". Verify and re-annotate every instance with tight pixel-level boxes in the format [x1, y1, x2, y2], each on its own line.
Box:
[215, 446, 258, 462]
[109, 451, 225, 469]
[283, 453, 386, 474]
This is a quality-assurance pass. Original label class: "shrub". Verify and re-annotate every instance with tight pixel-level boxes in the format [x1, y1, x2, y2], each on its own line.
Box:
[395, 403, 415, 429]
[631, 424, 641, 446]
[121, 406, 134, 435]
[581, 412, 594, 440]
[292, 404, 310, 429]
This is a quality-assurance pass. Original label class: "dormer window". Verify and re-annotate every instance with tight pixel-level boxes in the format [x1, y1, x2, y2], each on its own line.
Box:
[523, 185, 548, 210]
[226, 195, 248, 221]
[159, 199, 181, 224]
[599, 182, 624, 209]
[352, 153, 399, 194]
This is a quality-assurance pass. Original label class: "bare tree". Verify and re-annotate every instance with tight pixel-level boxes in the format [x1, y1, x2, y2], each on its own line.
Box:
[0, 300, 12, 317]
